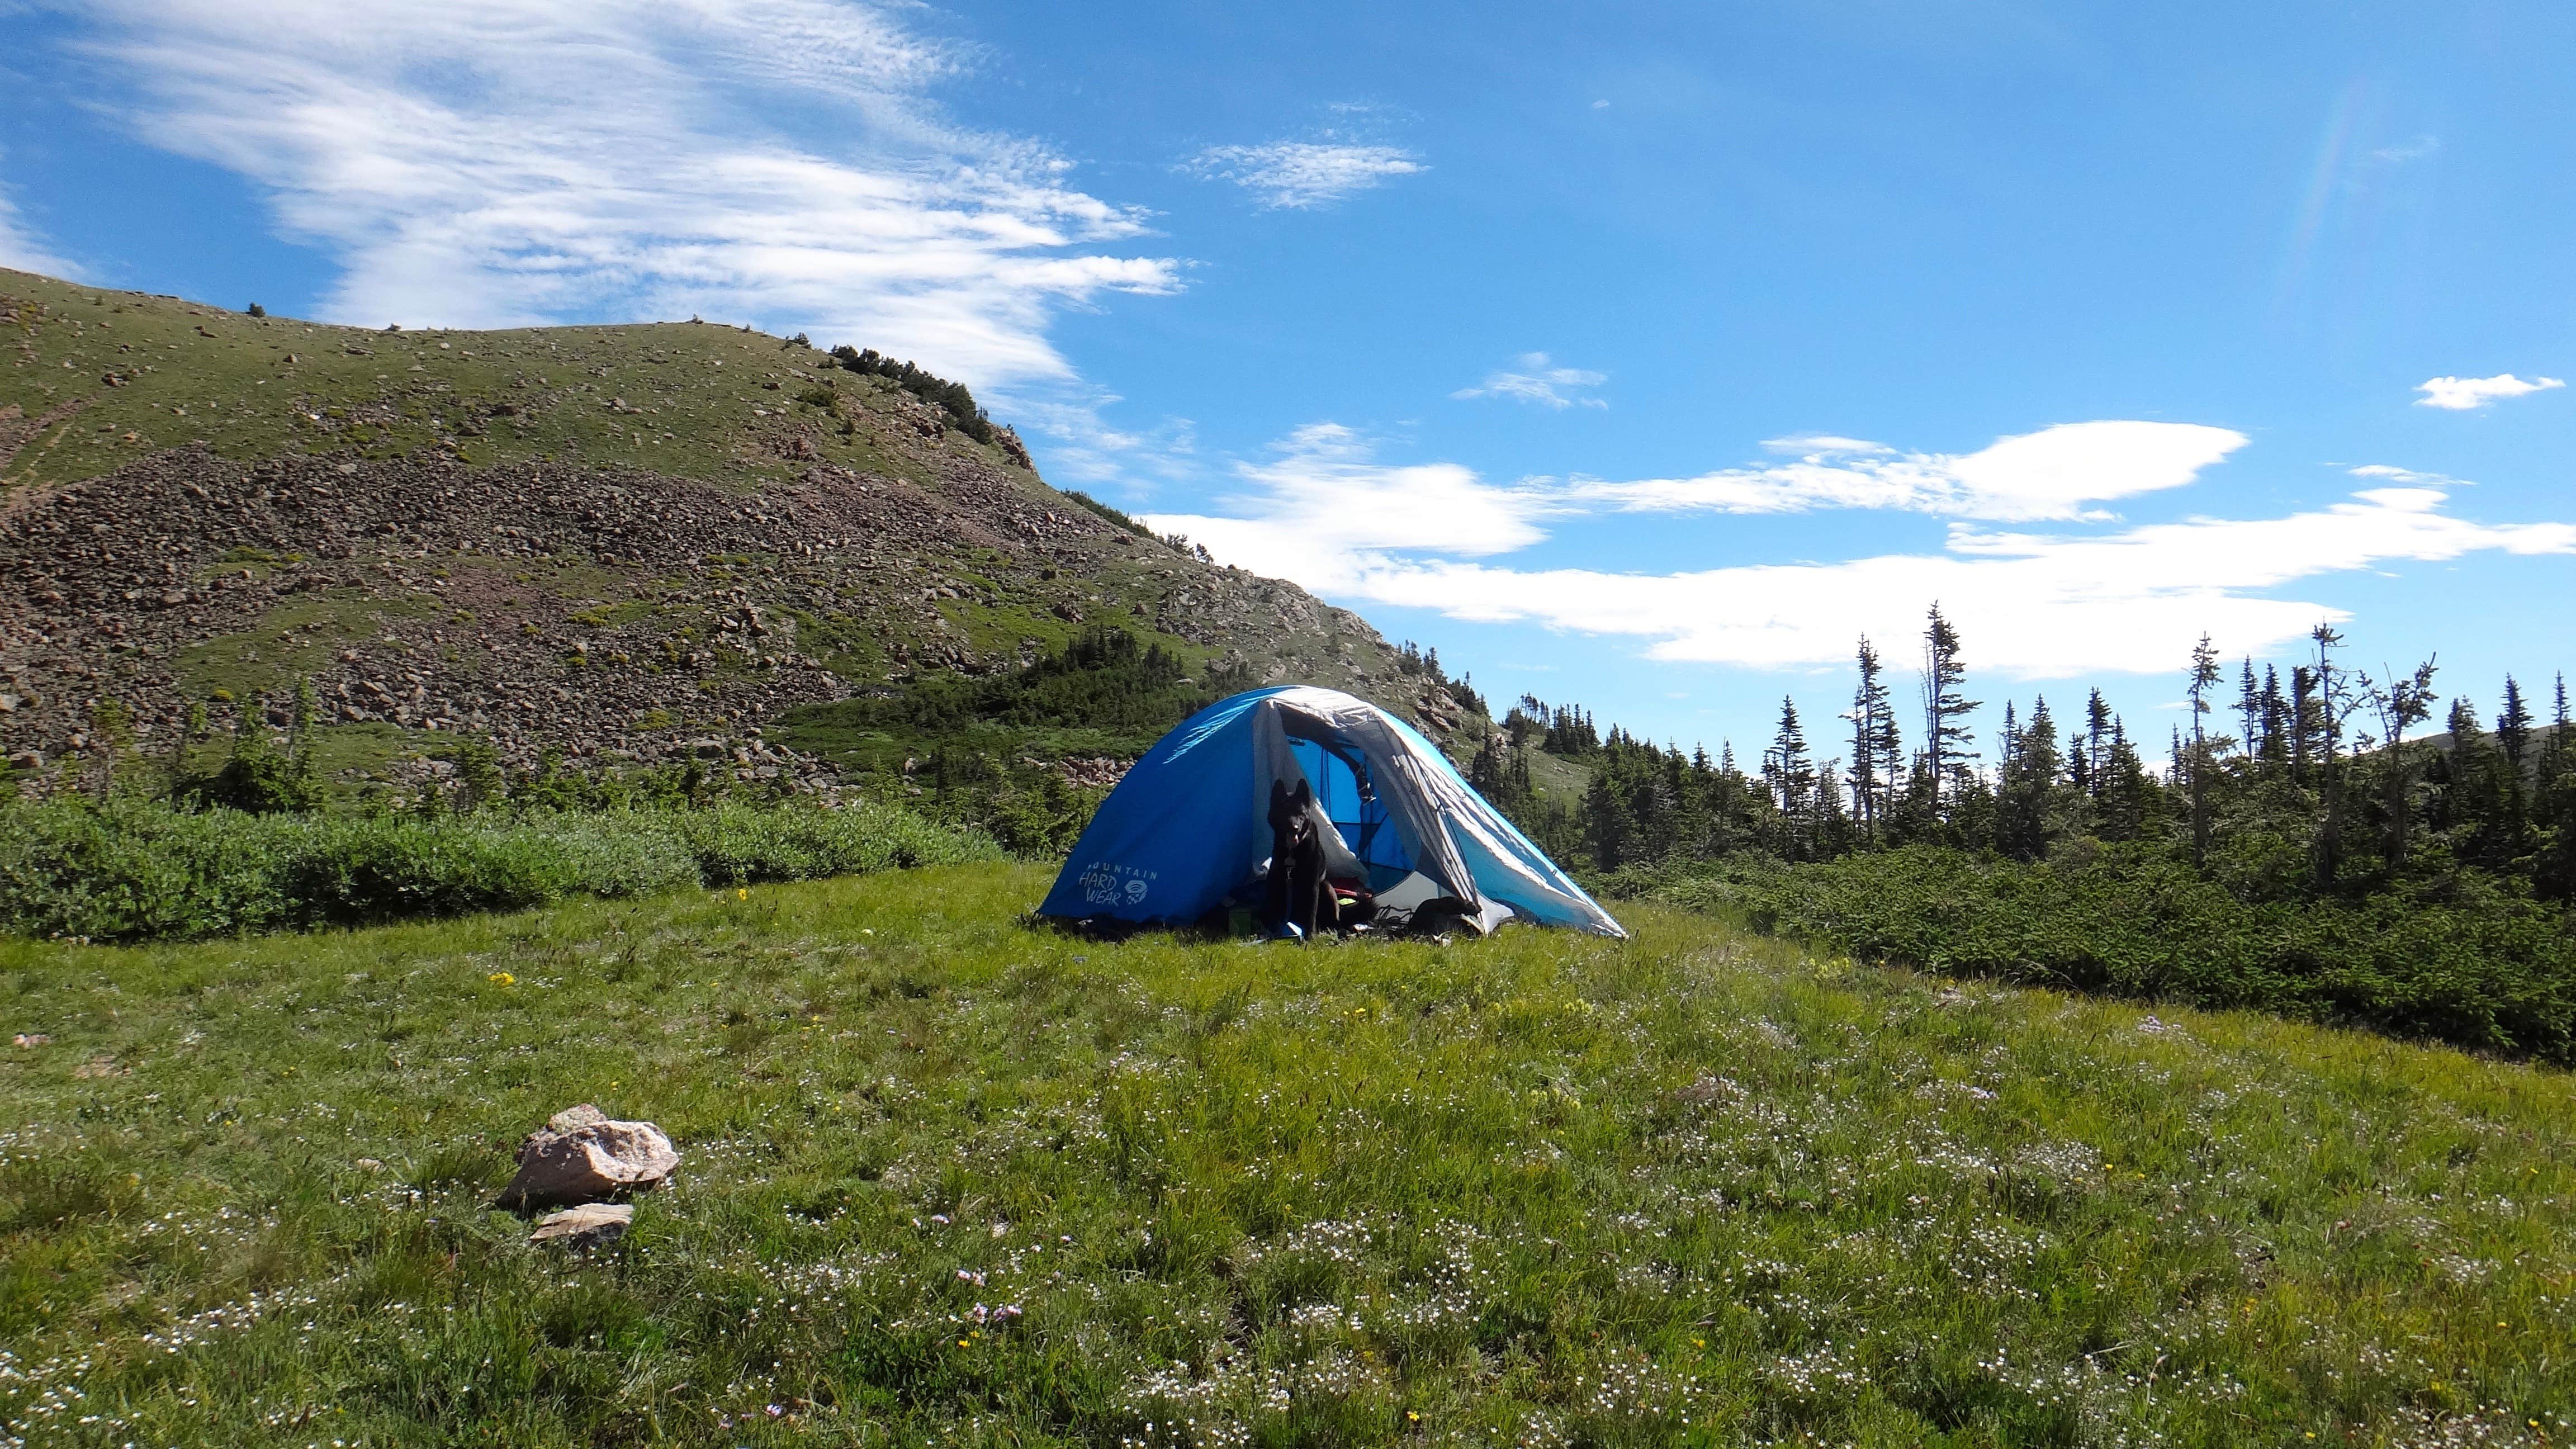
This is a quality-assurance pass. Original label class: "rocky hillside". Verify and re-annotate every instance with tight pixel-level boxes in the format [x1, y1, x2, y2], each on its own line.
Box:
[1, 269, 1473, 793]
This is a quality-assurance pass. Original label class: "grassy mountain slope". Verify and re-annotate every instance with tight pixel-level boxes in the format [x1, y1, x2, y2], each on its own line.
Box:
[1, 863, 2567, 1445]
[1, 269, 1471, 797]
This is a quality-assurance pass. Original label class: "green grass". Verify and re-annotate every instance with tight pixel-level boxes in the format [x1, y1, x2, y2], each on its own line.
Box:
[2, 865, 2569, 1446]
[2, 272, 1024, 497]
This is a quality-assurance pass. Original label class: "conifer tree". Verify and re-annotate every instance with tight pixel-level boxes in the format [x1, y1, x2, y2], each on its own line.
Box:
[2499, 676, 2534, 776]
[1919, 604, 1980, 812]
[2236, 659, 2262, 768]
[1847, 636, 1897, 840]
[1764, 696, 1816, 858]
[2362, 656, 2438, 871]
[2076, 689, 2113, 799]
[2187, 634, 2223, 869]
[2310, 624, 2350, 884]
[2289, 665, 2319, 783]
[2259, 666, 2288, 771]
[1995, 696, 2062, 860]
[2435, 695, 2518, 866]
[2536, 675, 2576, 899]
[2100, 717, 2151, 842]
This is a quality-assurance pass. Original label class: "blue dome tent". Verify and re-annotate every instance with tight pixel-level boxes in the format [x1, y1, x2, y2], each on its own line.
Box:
[1040, 686, 1625, 937]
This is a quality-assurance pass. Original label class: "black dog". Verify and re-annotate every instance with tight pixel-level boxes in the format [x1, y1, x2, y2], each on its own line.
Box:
[1266, 778, 1328, 940]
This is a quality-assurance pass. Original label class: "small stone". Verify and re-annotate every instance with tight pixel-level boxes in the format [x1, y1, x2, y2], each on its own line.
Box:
[530, 1202, 633, 1246]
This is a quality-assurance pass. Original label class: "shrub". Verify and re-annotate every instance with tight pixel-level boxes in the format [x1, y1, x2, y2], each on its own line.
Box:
[1618, 845, 2576, 1064]
[0, 799, 1000, 943]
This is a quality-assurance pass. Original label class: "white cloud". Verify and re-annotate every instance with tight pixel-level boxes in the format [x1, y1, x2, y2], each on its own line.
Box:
[2348, 463, 2465, 486]
[0, 174, 81, 280]
[1334, 488, 2575, 676]
[1573, 420, 2247, 523]
[1152, 425, 2576, 678]
[1144, 423, 1556, 584]
[1011, 390, 1199, 489]
[1186, 142, 1423, 209]
[1451, 352, 1607, 410]
[69, 0, 1180, 387]
[2371, 135, 2440, 164]
[2414, 373, 2565, 411]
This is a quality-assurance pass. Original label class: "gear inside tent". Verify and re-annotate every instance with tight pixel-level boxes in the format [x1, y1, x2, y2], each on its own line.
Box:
[1039, 686, 1625, 937]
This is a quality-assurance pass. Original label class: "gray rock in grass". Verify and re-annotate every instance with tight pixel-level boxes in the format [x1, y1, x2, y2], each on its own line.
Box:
[496, 1104, 679, 1209]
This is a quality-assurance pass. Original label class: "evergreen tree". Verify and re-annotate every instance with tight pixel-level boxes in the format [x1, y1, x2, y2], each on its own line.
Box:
[1996, 696, 2063, 860]
[2434, 695, 2518, 869]
[2236, 660, 2262, 770]
[2310, 625, 2350, 885]
[2361, 656, 2439, 872]
[2186, 634, 2223, 869]
[1847, 636, 1897, 841]
[1763, 696, 1816, 858]
[2536, 674, 2576, 899]
[1919, 604, 1980, 811]
[2099, 718, 2153, 842]
[2075, 689, 2113, 800]
[2289, 665, 2319, 783]
[2258, 666, 2288, 771]
[2498, 676, 2535, 776]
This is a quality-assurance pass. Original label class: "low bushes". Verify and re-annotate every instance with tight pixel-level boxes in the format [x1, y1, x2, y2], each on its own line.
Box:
[0, 799, 1001, 942]
[1616, 845, 2576, 1064]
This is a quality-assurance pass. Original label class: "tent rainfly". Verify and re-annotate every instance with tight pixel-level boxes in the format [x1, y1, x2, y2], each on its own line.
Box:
[1039, 686, 1625, 937]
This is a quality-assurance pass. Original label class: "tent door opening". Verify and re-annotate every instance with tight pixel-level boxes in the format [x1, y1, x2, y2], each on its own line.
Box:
[1285, 733, 1415, 890]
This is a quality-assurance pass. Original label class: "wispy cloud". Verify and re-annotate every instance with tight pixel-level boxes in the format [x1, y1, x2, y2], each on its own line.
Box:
[2371, 135, 2440, 164]
[2348, 463, 2466, 486]
[1149, 425, 2576, 677]
[0, 173, 81, 279]
[68, 0, 1179, 387]
[1186, 142, 1424, 209]
[1571, 421, 2246, 523]
[1452, 353, 1607, 410]
[2414, 373, 2565, 411]
[1145, 423, 1557, 583]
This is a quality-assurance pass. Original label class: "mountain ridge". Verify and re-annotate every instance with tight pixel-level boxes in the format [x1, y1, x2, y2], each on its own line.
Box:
[1, 269, 1475, 795]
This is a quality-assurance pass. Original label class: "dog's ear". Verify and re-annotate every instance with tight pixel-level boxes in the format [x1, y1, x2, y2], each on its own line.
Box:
[1294, 780, 1313, 807]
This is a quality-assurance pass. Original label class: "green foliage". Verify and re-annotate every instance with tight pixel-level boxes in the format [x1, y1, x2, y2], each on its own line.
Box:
[778, 627, 1262, 856]
[827, 626, 1215, 738]
[1059, 488, 1149, 534]
[0, 869, 2570, 1443]
[0, 799, 998, 942]
[826, 344, 996, 444]
[914, 745, 1108, 859]
[1623, 845, 2576, 1063]
[1509, 614, 2576, 1064]
[173, 716, 322, 815]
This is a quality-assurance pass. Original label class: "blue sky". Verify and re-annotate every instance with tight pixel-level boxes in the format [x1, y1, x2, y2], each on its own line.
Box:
[5, 0, 2572, 766]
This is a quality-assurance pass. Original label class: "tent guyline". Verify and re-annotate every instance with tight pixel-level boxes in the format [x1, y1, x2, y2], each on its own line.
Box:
[1040, 686, 1625, 939]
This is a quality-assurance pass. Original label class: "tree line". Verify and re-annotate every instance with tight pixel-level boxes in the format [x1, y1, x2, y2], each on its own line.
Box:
[1470, 604, 2576, 902]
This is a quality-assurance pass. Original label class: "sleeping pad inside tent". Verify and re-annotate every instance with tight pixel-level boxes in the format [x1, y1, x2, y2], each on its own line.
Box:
[1039, 686, 1625, 937]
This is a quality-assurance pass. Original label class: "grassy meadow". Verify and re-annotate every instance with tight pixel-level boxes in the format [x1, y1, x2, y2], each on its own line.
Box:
[1, 863, 2570, 1447]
